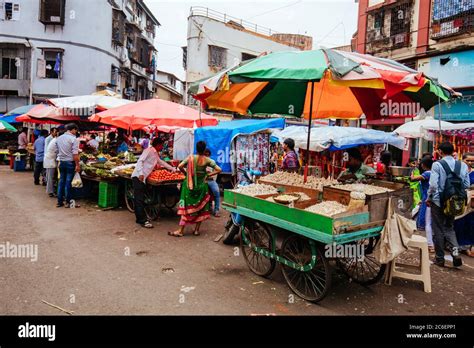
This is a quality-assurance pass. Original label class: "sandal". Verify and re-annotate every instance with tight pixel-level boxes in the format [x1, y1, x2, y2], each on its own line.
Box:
[193, 230, 200, 236]
[168, 230, 183, 237]
[428, 246, 435, 253]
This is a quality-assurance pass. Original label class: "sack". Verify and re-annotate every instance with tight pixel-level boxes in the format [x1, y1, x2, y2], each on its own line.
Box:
[374, 198, 416, 264]
[439, 160, 467, 217]
[72, 172, 83, 188]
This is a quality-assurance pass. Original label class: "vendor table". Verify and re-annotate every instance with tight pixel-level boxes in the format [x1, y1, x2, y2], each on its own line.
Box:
[119, 174, 181, 221]
[222, 189, 386, 302]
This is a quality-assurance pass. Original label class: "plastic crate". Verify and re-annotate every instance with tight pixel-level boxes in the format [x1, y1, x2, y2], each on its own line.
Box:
[98, 182, 119, 208]
[14, 159, 26, 172]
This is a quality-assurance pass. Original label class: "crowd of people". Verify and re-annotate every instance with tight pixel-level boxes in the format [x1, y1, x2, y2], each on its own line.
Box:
[22, 123, 223, 237]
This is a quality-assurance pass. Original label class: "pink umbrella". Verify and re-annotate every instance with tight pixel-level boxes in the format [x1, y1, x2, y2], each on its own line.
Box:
[90, 98, 218, 130]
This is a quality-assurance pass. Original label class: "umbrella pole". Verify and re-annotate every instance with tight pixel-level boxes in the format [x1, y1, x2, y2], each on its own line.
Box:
[199, 101, 203, 127]
[304, 81, 315, 183]
[437, 94, 442, 134]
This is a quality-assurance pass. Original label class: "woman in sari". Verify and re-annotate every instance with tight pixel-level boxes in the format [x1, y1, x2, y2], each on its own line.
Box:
[169, 141, 221, 237]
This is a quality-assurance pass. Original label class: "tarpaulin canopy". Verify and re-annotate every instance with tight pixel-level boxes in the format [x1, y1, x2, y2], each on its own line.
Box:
[393, 117, 453, 138]
[0, 114, 21, 124]
[273, 125, 405, 152]
[4, 104, 36, 117]
[48, 95, 133, 110]
[16, 104, 71, 124]
[90, 98, 218, 130]
[420, 122, 474, 141]
[194, 118, 286, 173]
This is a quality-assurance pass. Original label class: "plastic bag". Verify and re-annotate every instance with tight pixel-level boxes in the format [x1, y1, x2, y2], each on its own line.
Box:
[373, 198, 416, 264]
[71, 172, 83, 188]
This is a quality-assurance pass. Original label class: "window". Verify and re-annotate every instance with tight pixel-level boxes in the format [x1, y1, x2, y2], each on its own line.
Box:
[0, 47, 23, 79]
[169, 76, 176, 88]
[208, 45, 227, 68]
[0, 1, 20, 21]
[1, 57, 17, 79]
[39, 0, 66, 25]
[42, 49, 63, 79]
[111, 65, 120, 87]
[242, 52, 257, 61]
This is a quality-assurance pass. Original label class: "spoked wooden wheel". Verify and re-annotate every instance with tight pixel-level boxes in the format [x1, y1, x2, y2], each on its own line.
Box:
[241, 221, 276, 277]
[144, 189, 159, 221]
[125, 181, 135, 213]
[336, 237, 386, 285]
[280, 235, 331, 303]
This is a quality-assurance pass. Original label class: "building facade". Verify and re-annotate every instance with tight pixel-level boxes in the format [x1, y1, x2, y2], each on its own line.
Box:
[354, 0, 474, 122]
[183, 6, 312, 105]
[155, 70, 183, 103]
[0, 0, 159, 113]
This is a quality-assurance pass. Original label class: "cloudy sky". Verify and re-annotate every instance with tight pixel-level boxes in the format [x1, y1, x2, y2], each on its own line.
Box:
[144, 0, 359, 80]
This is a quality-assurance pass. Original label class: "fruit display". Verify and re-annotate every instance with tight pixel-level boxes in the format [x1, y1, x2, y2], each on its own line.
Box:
[261, 172, 338, 191]
[232, 184, 278, 197]
[329, 183, 393, 195]
[304, 201, 348, 216]
[147, 169, 185, 183]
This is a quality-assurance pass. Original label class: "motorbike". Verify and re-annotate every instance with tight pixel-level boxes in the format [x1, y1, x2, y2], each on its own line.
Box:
[222, 167, 261, 245]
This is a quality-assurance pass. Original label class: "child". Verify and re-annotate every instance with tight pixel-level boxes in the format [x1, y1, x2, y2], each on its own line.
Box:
[407, 157, 422, 208]
[410, 157, 434, 252]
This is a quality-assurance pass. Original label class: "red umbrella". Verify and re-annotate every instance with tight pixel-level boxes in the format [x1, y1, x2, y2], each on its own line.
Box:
[90, 98, 218, 130]
[16, 104, 62, 124]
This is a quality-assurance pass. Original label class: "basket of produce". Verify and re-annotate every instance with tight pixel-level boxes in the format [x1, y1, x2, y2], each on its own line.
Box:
[147, 169, 185, 185]
[272, 193, 301, 205]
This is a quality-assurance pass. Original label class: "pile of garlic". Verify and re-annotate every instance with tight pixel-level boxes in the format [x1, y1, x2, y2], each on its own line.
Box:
[305, 201, 348, 216]
[330, 183, 393, 195]
[266, 192, 311, 203]
[262, 172, 337, 191]
[232, 184, 278, 197]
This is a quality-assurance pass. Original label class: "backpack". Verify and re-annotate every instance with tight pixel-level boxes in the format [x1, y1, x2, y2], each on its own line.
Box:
[438, 159, 467, 217]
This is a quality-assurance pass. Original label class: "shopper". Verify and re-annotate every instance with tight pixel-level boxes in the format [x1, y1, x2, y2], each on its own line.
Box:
[169, 141, 221, 237]
[281, 138, 300, 173]
[18, 127, 28, 153]
[427, 142, 470, 267]
[411, 157, 434, 252]
[87, 134, 99, 151]
[44, 130, 59, 197]
[45, 127, 58, 151]
[376, 151, 392, 178]
[33, 129, 48, 185]
[131, 137, 176, 228]
[55, 123, 80, 208]
[139, 133, 150, 150]
[204, 148, 220, 217]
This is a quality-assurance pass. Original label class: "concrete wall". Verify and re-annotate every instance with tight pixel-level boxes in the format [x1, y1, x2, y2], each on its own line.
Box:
[185, 15, 301, 83]
[0, 0, 121, 98]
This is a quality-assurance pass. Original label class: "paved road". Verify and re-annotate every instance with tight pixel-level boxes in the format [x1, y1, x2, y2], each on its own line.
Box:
[0, 166, 472, 315]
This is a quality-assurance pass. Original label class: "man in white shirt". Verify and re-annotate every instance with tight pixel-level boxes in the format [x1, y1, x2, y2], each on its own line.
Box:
[87, 134, 100, 151]
[18, 127, 28, 152]
[44, 131, 59, 197]
[131, 137, 176, 228]
[44, 127, 58, 152]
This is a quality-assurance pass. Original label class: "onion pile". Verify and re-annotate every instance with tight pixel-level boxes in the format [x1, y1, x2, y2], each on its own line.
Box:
[305, 201, 348, 216]
[262, 172, 337, 191]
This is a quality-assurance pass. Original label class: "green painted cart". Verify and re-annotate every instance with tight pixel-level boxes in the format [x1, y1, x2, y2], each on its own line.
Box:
[222, 190, 386, 302]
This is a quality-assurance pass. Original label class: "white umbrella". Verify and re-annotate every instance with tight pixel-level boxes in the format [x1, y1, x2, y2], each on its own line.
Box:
[393, 117, 453, 139]
[48, 95, 134, 110]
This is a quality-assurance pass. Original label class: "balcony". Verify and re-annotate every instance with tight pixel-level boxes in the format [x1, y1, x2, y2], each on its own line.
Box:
[0, 79, 29, 97]
[430, 0, 473, 40]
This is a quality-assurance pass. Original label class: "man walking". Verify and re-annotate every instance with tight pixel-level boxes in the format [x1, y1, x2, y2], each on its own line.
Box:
[33, 129, 48, 185]
[44, 129, 60, 197]
[427, 142, 470, 267]
[131, 137, 176, 228]
[55, 123, 80, 208]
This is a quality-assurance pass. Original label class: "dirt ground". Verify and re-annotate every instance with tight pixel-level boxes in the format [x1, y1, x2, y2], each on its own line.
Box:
[0, 166, 473, 315]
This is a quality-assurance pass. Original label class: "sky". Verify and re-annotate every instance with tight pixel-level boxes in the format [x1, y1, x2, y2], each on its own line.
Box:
[144, 0, 359, 80]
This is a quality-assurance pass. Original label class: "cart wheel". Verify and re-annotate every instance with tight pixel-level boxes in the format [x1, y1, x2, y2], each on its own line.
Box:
[144, 190, 159, 221]
[144, 204, 160, 221]
[163, 194, 179, 210]
[336, 237, 386, 285]
[241, 221, 276, 278]
[125, 181, 135, 213]
[280, 235, 331, 303]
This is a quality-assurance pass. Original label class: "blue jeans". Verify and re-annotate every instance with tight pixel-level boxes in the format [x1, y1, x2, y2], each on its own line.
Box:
[58, 161, 75, 205]
[208, 180, 220, 213]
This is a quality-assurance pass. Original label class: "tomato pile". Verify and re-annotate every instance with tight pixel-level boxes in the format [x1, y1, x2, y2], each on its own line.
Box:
[148, 169, 185, 182]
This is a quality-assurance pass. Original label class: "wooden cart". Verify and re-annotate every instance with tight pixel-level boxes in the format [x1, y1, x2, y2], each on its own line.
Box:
[222, 189, 386, 302]
[120, 174, 181, 221]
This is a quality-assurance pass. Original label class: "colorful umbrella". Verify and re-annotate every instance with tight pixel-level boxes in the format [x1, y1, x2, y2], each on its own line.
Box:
[0, 119, 17, 132]
[4, 104, 36, 117]
[201, 48, 458, 179]
[16, 104, 70, 124]
[90, 98, 219, 130]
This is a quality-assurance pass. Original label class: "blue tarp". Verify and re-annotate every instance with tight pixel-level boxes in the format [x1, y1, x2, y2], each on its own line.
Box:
[4, 104, 36, 117]
[273, 125, 405, 152]
[194, 118, 285, 173]
[0, 114, 20, 123]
